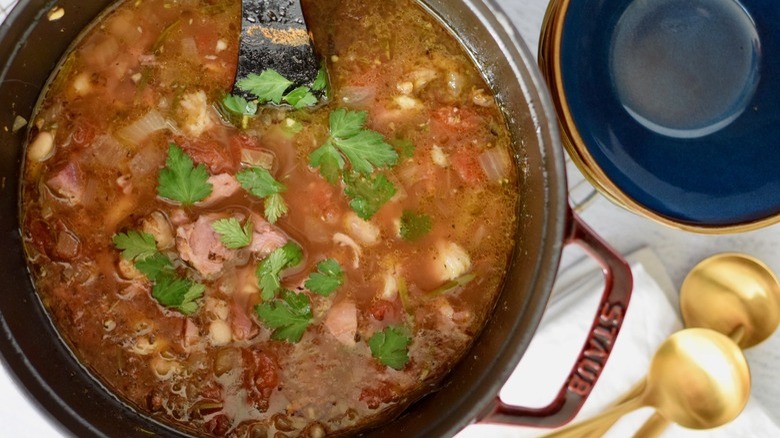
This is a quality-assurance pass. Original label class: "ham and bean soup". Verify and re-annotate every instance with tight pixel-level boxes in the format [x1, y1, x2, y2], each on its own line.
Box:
[21, 0, 519, 435]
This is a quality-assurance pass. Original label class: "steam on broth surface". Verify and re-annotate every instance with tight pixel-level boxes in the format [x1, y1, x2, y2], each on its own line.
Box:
[20, 0, 519, 435]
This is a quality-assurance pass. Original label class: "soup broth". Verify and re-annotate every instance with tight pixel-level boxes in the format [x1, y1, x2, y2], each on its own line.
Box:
[20, 0, 519, 435]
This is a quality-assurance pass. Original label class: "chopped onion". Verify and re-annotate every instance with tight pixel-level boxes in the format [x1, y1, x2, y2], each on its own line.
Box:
[478, 146, 512, 183]
[240, 148, 275, 169]
[115, 109, 169, 147]
[340, 86, 376, 109]
[180, 37, 198, 58]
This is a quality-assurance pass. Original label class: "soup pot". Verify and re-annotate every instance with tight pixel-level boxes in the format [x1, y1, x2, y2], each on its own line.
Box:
[0, 0, 632, 436]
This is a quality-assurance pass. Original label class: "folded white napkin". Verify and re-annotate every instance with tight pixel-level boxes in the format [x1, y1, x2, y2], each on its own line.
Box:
[458, 248, 780, 438]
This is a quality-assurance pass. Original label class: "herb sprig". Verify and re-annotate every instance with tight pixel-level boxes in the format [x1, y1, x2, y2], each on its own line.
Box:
[112, 230, 204, 315]
[369, 325, 412, 370]
[237, 166, 289, 224]
[255, 289, 313, 343]
[304, 259, 344, 296]
[157, 144, 213, 205]
[256, 242, 304, 300]
[212, 217, 253, 249]
[223, 67, 328, 116]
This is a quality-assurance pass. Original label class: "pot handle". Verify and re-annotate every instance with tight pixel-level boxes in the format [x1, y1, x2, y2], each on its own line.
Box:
[478, 212, 633, 427]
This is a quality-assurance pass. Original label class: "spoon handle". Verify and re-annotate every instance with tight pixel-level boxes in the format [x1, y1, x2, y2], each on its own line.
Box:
[541, 396, 644, 438]
[581, 379, 646, 438]
[633, 413, 670, 438]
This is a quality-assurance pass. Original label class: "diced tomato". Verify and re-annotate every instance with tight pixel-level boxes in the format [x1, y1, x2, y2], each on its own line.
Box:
[242, 349, 279, 412]
[368, 299, 402, 323]
[450, 146, 485, 185]
[177, 133, 241, 174]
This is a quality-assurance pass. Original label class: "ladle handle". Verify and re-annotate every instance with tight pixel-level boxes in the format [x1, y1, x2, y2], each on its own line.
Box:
[633, 413, 669, 438]
[478, 213, 633, 427]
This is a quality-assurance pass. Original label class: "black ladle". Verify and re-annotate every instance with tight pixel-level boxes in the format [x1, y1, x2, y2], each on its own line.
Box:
[233, 0, 321, 99]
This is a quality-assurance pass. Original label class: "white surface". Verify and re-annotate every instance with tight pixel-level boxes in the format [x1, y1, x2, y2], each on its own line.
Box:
[2, 0, 780, 436]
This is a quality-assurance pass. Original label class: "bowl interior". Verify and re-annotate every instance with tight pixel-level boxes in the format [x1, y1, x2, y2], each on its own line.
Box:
[557, 0, 780, 229]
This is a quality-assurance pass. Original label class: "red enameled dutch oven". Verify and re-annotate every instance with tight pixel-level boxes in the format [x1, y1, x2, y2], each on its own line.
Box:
[0, 0, 632, 436]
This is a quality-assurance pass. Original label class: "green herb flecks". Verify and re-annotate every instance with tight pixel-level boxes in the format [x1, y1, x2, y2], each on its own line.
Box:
[255, 289, 313, 343]
[343, 172, 397, 220]
[236, 167, 288, 223]
[256, 242, 304, 300]
[399, 210, 432, 241]
[157, 144, 213, 205]
[304, 259, 344, 296]
[369, 325, 412, 370]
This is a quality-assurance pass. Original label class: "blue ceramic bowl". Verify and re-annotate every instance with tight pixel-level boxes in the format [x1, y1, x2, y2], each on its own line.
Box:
[540, 0, 779, 232]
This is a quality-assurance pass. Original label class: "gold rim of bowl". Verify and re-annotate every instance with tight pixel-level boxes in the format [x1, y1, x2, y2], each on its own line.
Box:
[537, 0, 780, 234]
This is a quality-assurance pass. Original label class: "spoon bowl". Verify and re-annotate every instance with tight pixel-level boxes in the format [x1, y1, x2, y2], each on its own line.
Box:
[544, 328, 751, 438]
[681, 253, 780, 348]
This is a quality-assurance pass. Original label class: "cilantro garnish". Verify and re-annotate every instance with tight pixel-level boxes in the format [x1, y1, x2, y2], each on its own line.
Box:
[212, 217, 253, 249]
[112, 230, 158, 261]
[233, 68, 322, 111]
[135, 252, 176, 280]
[236, 167, 288, 223]
[152, 275, 205, 315]
[112, 229, 204, 315]
[222, 94, 258, 116]
[256, 242, 304, 300]
[304, 259, 344, 296]
[157, 144, 213, 205]
[309, 142, 345, 184]
[343, 172, 397, 220]
[284, 86, 318, 109]
[399, 210, 432, 241]
[312, 66, 328, 92]
[237, 69, 293, 105]
[310, 109, 398, 176]
[369, 326, 412, 370]
[391, 138, 416, 160]
[255, 289, 313, 343]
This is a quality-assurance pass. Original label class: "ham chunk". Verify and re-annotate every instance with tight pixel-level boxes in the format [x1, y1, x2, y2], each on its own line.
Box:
[46, 163, 83, 205]
[198, 173, 241, 206]
[176, 214, 235, 278]
[249, 213, 287, 257]
[324, 300, 358, 347]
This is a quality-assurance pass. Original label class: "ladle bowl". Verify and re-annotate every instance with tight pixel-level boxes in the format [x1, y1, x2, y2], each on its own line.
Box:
[681, 253, 780, 348]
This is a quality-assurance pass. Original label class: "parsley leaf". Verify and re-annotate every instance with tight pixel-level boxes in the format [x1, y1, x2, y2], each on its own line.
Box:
[399, 210, 432, 241]
[304, 259, 344, 296]
[369, 326, 412, 370]
[236, 167, 288, 223]
[152, 274, 205, 316]
[312, 67, 328, 92]
[344, 172, 396, 220]
[391, 138, 416, 159]
[309, 108, 397, 178]
[255, 290, 312, 343]
[212, 217, 253, 249]
[113, 229, 203, 315]
[237, 70, 293, 105]
[113, 230, 158, 261]
[222, 94, 258, 116]
[334, 129, 398, 175]
[308, 142, 344, 184]
[265, 193, 288, 224]
[256, 242, 304, 300]
[329, 108, 366, 139]
[284, 86, 318, 109]
[157, 144, 213, 205]
[135, 252, 176, 280]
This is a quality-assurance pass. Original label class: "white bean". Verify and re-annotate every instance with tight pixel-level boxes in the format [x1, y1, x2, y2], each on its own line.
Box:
[27, 131, 55, 162]
[208, 320, 232, 346]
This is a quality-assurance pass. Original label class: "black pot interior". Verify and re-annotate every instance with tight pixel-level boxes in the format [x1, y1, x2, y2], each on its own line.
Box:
[0, 0, 567, 436]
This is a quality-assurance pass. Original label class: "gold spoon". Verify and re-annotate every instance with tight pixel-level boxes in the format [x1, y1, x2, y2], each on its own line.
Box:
[542, 328, 751, 438]
[629, 253, 780, 437]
